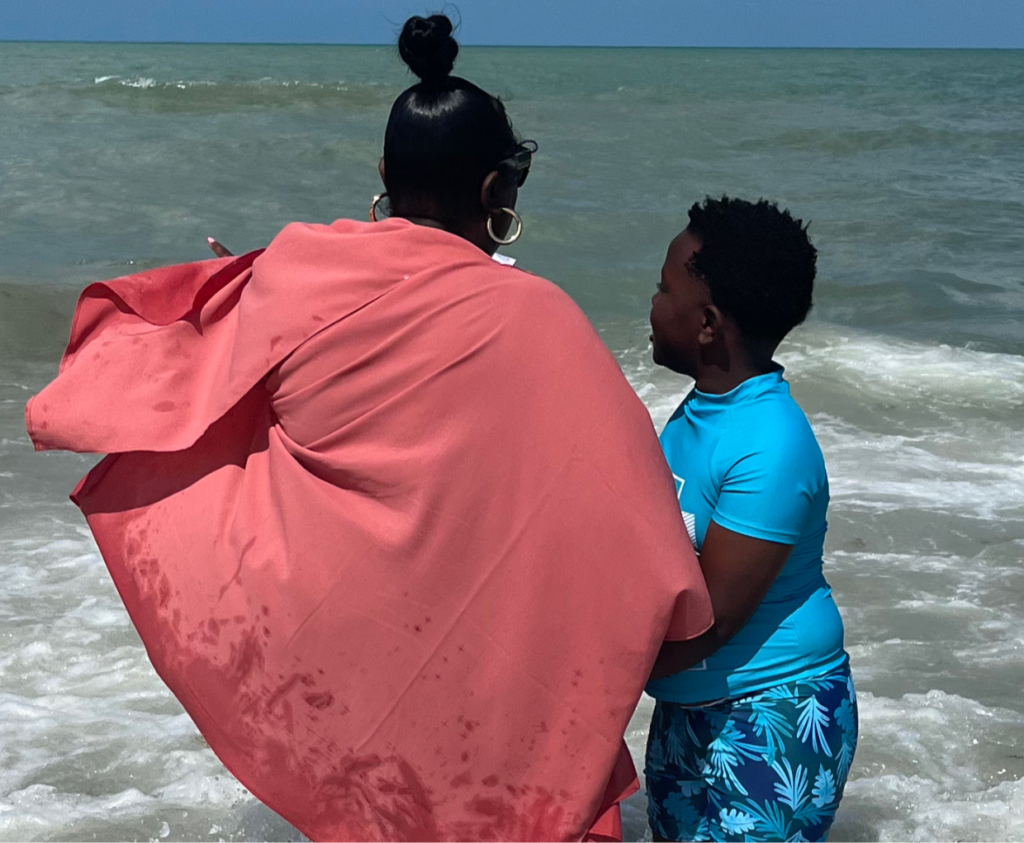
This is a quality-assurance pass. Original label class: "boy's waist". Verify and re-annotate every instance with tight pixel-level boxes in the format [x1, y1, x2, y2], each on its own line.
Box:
[646, 585, 845, 704]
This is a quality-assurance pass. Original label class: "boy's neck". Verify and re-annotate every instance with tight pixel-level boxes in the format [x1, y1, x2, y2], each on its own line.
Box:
[693, 342, 778, 395]
[694, 364, 769, 395]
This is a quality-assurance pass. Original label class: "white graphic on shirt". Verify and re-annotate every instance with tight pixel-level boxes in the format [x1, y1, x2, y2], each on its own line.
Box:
[672, 473, 706, 671]
[672, 473, 698, 549]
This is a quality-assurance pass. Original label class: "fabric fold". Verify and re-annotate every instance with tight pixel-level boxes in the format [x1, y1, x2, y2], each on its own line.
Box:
[28, 217, 712, 841]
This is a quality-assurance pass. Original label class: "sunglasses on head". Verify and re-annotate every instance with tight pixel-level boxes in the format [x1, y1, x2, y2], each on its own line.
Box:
[500, 139, 538, 187]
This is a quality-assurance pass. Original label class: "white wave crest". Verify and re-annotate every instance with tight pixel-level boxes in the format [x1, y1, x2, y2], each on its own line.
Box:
[119, 77, 157, 89]
[778, 329, 1024, 409]
[812, 413, 1024, 518]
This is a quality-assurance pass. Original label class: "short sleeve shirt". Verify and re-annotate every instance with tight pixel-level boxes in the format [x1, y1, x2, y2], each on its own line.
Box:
[645, 369, 847, 704]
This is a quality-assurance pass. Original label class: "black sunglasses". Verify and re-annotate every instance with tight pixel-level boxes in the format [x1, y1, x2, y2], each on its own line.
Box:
[500, 139, 538, 187]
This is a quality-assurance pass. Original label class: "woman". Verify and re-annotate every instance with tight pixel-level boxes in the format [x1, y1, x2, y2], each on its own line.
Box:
[25, 16, 712, 842]
[644, 197, 857, 842]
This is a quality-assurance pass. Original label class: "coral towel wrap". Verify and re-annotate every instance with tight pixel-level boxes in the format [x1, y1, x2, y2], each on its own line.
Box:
[26, 218, 711, 841]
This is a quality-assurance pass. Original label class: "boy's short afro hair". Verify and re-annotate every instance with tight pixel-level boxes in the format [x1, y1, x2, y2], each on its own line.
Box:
[687, 196, 817, 345]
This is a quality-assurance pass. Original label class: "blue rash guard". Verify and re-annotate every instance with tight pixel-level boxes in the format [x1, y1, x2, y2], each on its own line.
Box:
[645, 368, 848, 705]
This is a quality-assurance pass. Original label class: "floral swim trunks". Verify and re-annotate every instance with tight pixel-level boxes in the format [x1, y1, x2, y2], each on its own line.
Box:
[645, 663, 858, 842]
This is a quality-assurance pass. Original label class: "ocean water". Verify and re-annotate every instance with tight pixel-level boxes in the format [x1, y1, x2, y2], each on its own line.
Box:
[1, 42, 1023, 841]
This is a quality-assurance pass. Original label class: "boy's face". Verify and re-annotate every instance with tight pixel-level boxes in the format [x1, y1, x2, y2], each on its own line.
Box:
[649, 228, 709, 377]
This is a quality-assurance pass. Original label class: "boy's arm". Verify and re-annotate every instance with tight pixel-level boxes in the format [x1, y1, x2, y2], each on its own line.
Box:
[649, 520, 792, 681]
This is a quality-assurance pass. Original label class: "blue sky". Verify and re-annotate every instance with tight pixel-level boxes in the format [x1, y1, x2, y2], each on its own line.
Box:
[2, 0, 1023, 47]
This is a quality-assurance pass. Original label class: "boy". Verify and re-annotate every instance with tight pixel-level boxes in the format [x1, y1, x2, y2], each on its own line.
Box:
[645, 197, 857, 842]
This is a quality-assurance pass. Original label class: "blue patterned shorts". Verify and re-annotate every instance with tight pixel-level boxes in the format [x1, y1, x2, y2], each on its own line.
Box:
[644, 663, 858, 842]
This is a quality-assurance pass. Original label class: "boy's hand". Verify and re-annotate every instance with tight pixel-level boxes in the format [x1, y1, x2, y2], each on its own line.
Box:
[649, 522, 793, 681]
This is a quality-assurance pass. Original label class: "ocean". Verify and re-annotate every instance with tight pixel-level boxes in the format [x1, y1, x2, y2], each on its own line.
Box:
[1, 42, 1023, 841]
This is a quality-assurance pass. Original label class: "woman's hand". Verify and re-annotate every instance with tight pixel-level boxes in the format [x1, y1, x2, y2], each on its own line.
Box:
[649, 521, 793, 681]
[207, 236, 234, 258]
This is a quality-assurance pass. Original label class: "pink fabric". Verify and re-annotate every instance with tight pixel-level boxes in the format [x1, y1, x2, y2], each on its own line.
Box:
[27, 218, 711, 841]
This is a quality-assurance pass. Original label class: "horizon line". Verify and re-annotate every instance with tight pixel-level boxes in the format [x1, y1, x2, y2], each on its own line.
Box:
[1, 39, 1022, 51]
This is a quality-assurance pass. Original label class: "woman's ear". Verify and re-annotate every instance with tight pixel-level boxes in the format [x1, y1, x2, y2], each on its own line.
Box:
[479, 170, 501, 212]
[480, 169, 517, 214]
[378, 157, 387, 187]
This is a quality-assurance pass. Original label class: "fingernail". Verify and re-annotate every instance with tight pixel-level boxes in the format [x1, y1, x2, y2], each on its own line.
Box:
[207, 236, 216, 243]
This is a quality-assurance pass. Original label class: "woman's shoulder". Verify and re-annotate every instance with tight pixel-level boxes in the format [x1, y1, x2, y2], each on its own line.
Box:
[258, 220, 594, 344]
[499, 264, 578, 303]
[447, 256, 589, 326]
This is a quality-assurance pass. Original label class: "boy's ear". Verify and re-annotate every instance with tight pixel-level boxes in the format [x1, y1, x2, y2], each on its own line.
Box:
[698, 304, 724, 345]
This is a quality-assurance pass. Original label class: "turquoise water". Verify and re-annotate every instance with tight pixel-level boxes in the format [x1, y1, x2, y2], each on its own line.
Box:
[1, 43, 1023, 841]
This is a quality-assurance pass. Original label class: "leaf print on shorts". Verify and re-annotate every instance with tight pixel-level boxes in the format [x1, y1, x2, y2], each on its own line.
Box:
[796, 696, 832, 757]
[719, 807, 758, 835]
[645, 662, 858, 842]
[811, 765, 837, 809]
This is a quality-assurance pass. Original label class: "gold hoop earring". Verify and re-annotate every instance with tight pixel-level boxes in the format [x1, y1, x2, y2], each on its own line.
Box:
[486, 207, 523, 246]
[369, 193, 388, 222]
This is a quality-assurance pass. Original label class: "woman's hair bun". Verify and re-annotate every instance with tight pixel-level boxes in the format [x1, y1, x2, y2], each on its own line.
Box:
[398, 15, 458, 84]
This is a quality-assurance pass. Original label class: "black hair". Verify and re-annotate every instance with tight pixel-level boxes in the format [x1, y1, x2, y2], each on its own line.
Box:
[686, 196, 817, 345]
[384, 15, 520, 223]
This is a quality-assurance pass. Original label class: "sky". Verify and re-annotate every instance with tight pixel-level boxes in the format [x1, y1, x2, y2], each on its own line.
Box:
[1, 0, 1023, 48]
